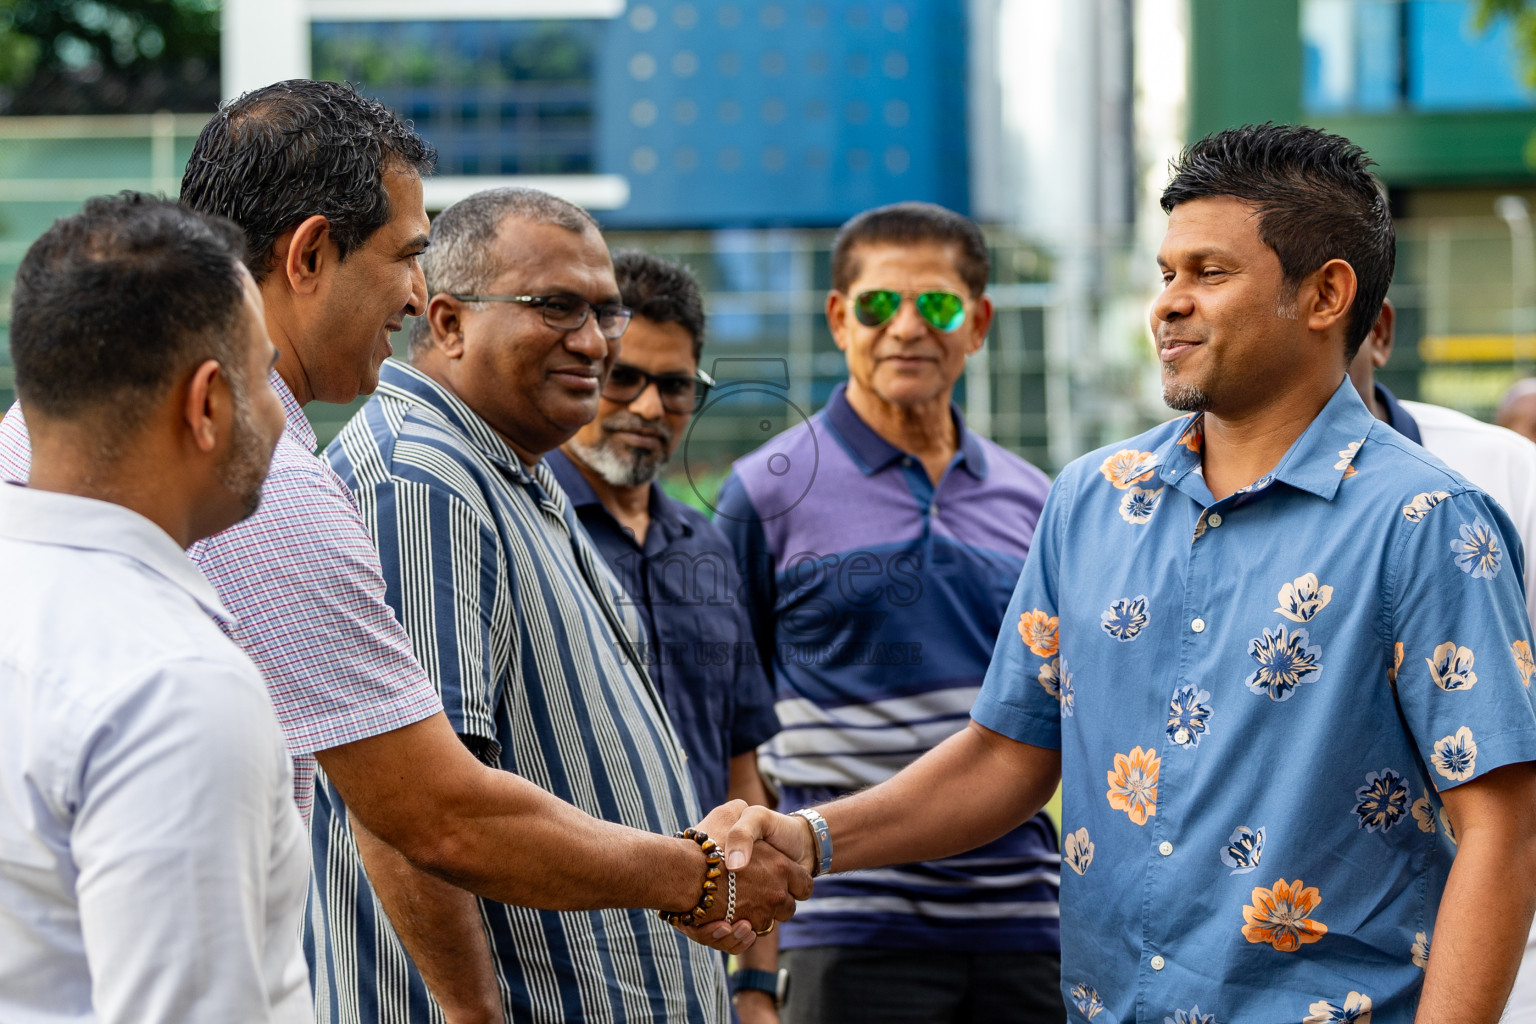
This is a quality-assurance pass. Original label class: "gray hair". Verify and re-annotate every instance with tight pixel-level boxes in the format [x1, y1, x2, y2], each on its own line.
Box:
[409, 186, 599, 354]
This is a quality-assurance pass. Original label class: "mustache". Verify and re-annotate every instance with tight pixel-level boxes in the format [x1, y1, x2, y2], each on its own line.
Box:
[601, 411, 673, 445]
[1157, 327, 1208, 347]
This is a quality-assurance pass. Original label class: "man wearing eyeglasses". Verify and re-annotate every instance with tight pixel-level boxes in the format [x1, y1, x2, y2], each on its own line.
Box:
[713, 203, 1063, 1024]
[315, 187, 811, 1024]
[543, 251, 783, 1020]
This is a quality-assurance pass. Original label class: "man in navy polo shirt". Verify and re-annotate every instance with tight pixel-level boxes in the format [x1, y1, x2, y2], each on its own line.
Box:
[715, 203, 1063, 1024]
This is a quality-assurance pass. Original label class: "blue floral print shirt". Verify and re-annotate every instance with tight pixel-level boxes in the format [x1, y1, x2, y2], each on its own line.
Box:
[974, 379, 1536, 1024]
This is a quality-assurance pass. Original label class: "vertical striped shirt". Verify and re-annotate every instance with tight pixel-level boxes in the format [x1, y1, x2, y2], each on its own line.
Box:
[309, 360, 727, 1024]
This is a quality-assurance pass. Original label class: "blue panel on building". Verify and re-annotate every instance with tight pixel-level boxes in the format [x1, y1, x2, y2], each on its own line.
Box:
[595, 1, 969, 228]
[1409, 0, 1536, 110]
[1302, 0, 1536, 114]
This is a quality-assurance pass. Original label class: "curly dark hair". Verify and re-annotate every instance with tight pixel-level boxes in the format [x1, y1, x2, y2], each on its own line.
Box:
[11, 192, 248, 431]
[611, 250, 706, 361]
[180, 79, 436, 282]
[1161, 123, 1395, 361]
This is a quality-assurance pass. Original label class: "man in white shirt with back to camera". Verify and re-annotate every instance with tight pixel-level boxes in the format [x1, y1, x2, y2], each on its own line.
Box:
[1348, 296, 1536, 1020]
[0, 193, 310, 1023]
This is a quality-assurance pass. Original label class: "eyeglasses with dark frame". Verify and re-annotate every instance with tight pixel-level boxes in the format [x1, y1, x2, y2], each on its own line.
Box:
[449, 293, 634, 340]
[602, 362, 717, 413]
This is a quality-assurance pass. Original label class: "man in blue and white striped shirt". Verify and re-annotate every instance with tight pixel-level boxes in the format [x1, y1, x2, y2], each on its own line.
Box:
[716, 203, 1063, 1024]
[313, 187, 808, 1024]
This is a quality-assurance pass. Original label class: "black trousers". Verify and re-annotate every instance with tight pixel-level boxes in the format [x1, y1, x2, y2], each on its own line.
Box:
[780, 945, 1066, 1024]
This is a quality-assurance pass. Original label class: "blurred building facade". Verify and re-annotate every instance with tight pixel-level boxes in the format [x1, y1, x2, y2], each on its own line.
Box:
[2, 0, 1535, 480]
[228, 0, 972, 226]
[1191, 0, 1536, 418]
[0, 0, 1082, 481]
[225, 0, 1061, 474]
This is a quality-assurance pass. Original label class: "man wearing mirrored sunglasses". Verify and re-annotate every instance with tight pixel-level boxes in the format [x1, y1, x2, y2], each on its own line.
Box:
[714, 202, 1063, 1024]
[544, 250, 783, 1020]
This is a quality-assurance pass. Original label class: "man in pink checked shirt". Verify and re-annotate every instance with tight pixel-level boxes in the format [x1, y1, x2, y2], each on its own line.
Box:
[0, 80, 804, 1024]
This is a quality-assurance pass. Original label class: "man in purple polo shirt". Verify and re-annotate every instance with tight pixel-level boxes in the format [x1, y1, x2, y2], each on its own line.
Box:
[715, 202, 1062, 1024]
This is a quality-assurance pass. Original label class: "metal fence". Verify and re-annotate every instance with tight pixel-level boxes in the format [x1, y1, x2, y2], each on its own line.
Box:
[1385, 212, 1536, 417]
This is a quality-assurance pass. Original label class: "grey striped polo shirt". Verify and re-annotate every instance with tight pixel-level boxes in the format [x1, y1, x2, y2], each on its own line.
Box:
[305, 359, 727, 1024]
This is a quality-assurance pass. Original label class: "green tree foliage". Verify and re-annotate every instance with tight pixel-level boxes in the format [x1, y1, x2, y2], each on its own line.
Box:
[1473, 0, 1536, 168]
[1476, 0, 1536, 85]
[311, 21, 592, 89]
[0, 0, 219, 114]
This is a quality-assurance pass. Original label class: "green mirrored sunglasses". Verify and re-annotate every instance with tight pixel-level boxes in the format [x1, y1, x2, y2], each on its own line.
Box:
[853, 289, 967, 333]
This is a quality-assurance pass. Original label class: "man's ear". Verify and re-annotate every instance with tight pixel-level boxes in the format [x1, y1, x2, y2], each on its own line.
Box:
[427, 294, 467, 358]
[966, 293, 995, 355]
[183, 359, 226, 454]
[1305, 258, 1359, 338]
[1367, 299, 1396, 369]
[277, 215, 334, 295]
[826, 290, 850, 353]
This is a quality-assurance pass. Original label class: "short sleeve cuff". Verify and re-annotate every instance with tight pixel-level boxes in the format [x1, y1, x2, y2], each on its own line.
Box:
[1433, 723, 1536, 792]
[730, 704, 783, 756]
[971, 688, 1062, 751]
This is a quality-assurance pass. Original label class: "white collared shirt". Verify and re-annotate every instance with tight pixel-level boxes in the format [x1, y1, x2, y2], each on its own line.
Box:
[0, 483, 312, 1024]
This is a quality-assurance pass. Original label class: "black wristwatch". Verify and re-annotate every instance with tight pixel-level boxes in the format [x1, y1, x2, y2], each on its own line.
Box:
[730, 967, 789, 1009]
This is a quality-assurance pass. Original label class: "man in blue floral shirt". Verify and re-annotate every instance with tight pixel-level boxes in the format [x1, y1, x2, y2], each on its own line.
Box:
[708, 124, 1536, 1024]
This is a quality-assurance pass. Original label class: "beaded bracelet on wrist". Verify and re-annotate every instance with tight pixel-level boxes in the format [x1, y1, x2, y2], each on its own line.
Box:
[657, 827, 725, 927]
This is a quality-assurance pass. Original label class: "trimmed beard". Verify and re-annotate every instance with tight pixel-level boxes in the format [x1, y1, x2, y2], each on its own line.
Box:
[567, 414, 674, 488]
[1162, 371, 1213, 413]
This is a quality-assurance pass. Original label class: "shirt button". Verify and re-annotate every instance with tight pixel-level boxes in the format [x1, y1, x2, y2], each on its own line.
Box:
[1207, 513, 1223, 527]
[902, 457, 914, 468]
[1191, 617, 1206, 633]
[1150, 955, 1166, 971]
[1172, 728, 1190, 745]
[1158, 841, 1173, 856]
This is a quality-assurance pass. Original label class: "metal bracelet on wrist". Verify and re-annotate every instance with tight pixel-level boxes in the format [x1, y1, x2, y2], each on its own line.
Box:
[725, 867, 737, 922]
[790, 807, 833, 877]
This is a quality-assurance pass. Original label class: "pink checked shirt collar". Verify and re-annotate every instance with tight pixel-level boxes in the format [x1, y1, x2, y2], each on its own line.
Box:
[271, 370, 316, 453]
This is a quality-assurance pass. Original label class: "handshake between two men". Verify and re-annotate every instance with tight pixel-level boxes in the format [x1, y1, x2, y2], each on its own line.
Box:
[665, 803, 824, 955]
[671, 722, 1063, 954]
